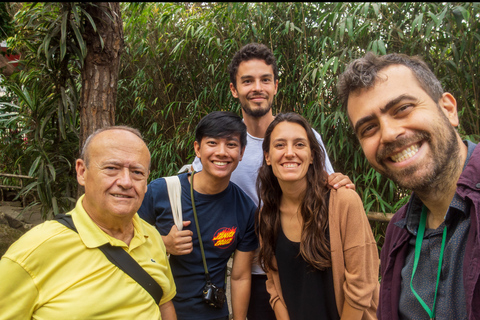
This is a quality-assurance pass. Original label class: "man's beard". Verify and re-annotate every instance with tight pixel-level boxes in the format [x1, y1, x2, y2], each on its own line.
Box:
[374, 124, 460, 194]
[241, 93, 272, 118]
[242, 103, 271, 117]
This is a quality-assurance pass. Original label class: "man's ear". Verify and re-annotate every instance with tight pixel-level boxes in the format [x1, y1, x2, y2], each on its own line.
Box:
[194, 140, 201, 158]
[230, 82, 239, 98]
[439, 92, 459, 127]
[239, 146, 246, 161]
[76, 159, 87, 187]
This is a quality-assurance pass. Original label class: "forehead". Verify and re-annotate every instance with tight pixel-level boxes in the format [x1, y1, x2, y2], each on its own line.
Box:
[88, 130, 150, 166]
[271, 122, 308, 139]
[347, 65, 423, 124]
[237, 59, 274, 76]
[201, 134, 241, 143]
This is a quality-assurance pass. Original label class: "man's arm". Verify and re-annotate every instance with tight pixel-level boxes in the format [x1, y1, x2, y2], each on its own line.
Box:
[230, 249, 255, 320]
[0, 258, 37, 319]
[159, 300, 177, 320]
[161, 221, 193, 255]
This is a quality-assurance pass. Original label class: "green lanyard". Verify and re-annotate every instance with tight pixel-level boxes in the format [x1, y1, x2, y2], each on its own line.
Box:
[410, 205, 447, 320]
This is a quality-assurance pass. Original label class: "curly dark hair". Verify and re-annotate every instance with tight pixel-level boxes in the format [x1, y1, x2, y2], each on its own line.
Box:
[255, 112, 331, 272]
[228, 43, 279, 88]
[337, 52, 444, 112]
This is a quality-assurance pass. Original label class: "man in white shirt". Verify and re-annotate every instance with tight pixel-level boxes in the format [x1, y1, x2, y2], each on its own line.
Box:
[192, 43, 354, 319]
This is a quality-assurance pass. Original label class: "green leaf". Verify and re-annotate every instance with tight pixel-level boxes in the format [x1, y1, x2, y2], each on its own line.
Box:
[29, 156, 42, 177]
[60, 11, 68, 61]
[377, 39, 386, 55]
[47, 164, 56, 181]
[70, 20, 86, 59]
[411, 13, 423, 35]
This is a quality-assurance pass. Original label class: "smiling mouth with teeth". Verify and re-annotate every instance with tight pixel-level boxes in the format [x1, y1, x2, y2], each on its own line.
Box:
[390, 144, 420, 162]
[282, 163, 299, 168]
[213, 161, 228, 166]
[113, 194, 131, 198]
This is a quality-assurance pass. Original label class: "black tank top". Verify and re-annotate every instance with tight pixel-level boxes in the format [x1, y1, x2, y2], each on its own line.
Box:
[275, 221, 339, 319]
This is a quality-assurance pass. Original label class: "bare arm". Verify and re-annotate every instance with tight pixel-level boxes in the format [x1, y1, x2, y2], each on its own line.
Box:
[230, 250, 255, 320]
[327, 172, 355, 190]
[161, 221, 193, 255]
[159, 300, 177, 320]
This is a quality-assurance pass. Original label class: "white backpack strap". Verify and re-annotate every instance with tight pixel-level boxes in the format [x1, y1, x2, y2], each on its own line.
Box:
[164, 176, 183, 231]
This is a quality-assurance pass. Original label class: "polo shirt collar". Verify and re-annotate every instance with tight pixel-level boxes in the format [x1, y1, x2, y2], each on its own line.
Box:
[71, 195, 149, 250]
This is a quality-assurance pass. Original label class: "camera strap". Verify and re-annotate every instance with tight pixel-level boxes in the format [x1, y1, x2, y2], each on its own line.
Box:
[190, 170, 213, 282]
[54, 214, 163, 305]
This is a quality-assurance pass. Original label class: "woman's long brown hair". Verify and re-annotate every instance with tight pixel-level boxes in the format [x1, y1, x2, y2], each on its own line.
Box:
[256, 112, 331, 272]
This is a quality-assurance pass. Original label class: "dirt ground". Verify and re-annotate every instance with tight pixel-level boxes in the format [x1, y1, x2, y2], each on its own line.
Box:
[0, 200, 44, 225]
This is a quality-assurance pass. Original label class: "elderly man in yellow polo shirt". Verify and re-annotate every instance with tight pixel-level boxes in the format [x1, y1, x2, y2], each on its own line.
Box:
[0, 126, 176, 319]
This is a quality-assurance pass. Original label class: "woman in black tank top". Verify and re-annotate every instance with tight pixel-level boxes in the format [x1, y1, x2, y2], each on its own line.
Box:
[255, 113, 378, 320]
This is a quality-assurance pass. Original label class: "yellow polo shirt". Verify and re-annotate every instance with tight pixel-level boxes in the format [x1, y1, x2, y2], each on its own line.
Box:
[0, 195, 176, 320]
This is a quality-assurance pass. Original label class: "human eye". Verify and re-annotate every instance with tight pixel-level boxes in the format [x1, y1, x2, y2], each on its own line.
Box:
[103, 165, 119, 174]
[206, 139, 217, 146]
[273, 141, 285, 148]
[394, 104, 413, 116]
[131, 169, 146, 178]
[359, 123, 378, 138]
[227, 141, 239, 148]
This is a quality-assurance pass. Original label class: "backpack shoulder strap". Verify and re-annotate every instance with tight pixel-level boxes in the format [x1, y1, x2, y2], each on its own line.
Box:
[163, 175, 183, 231]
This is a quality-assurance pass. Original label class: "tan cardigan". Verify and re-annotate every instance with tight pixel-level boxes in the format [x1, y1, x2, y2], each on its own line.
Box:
[265, 187, 380, 319]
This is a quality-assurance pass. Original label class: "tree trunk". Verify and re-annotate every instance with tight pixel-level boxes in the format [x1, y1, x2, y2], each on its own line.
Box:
[78, 2, 123, 196]
[79, 2, 123, 150]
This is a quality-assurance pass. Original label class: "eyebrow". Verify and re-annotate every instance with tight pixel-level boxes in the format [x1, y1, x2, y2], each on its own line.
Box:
[240, 73, 273, 80]
[353, 94, 417, 135]
[101, 160, 146, 170]
[272, 137, 308, 143]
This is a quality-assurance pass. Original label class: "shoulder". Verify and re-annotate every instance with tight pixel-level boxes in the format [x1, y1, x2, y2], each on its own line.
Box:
[3, 220, 71, 263]
[229, 181, 256, 207]
[329, 187, 364, 213]
[391, 203, 408, 224]
[328, 187, 368, 232]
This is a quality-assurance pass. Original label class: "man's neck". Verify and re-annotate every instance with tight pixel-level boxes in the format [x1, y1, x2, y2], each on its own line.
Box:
[242, 110, 275, 139]
[190, 171, 230, 195]
[416, 140, 468, 229]
[83, 203, 135, 245]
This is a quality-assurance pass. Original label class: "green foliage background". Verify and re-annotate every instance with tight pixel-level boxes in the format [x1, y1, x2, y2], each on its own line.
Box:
[118, 2, 479, 210]
[1, 2, 479, 237]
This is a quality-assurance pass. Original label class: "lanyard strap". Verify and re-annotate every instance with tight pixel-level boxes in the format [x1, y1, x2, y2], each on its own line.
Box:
[190, 171, 212, 282]
[410, 205, 447, 320]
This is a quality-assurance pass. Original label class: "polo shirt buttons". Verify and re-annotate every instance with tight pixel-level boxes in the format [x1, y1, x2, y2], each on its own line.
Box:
[476, 183, 480, 189]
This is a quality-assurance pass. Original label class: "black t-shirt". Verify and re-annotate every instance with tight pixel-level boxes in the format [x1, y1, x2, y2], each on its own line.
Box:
[275, 226, 339, 320]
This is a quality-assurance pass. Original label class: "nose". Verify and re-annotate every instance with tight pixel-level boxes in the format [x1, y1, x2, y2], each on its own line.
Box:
[215, 142, 228, 156]
[379, 119, 405, 144]
[117, 168, 133, 189]
[253, 79, 263, 92]
[285, 144, 295, 158]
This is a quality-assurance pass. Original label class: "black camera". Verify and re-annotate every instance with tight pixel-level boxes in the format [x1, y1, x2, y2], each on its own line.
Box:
[202, 281, 225, 309]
